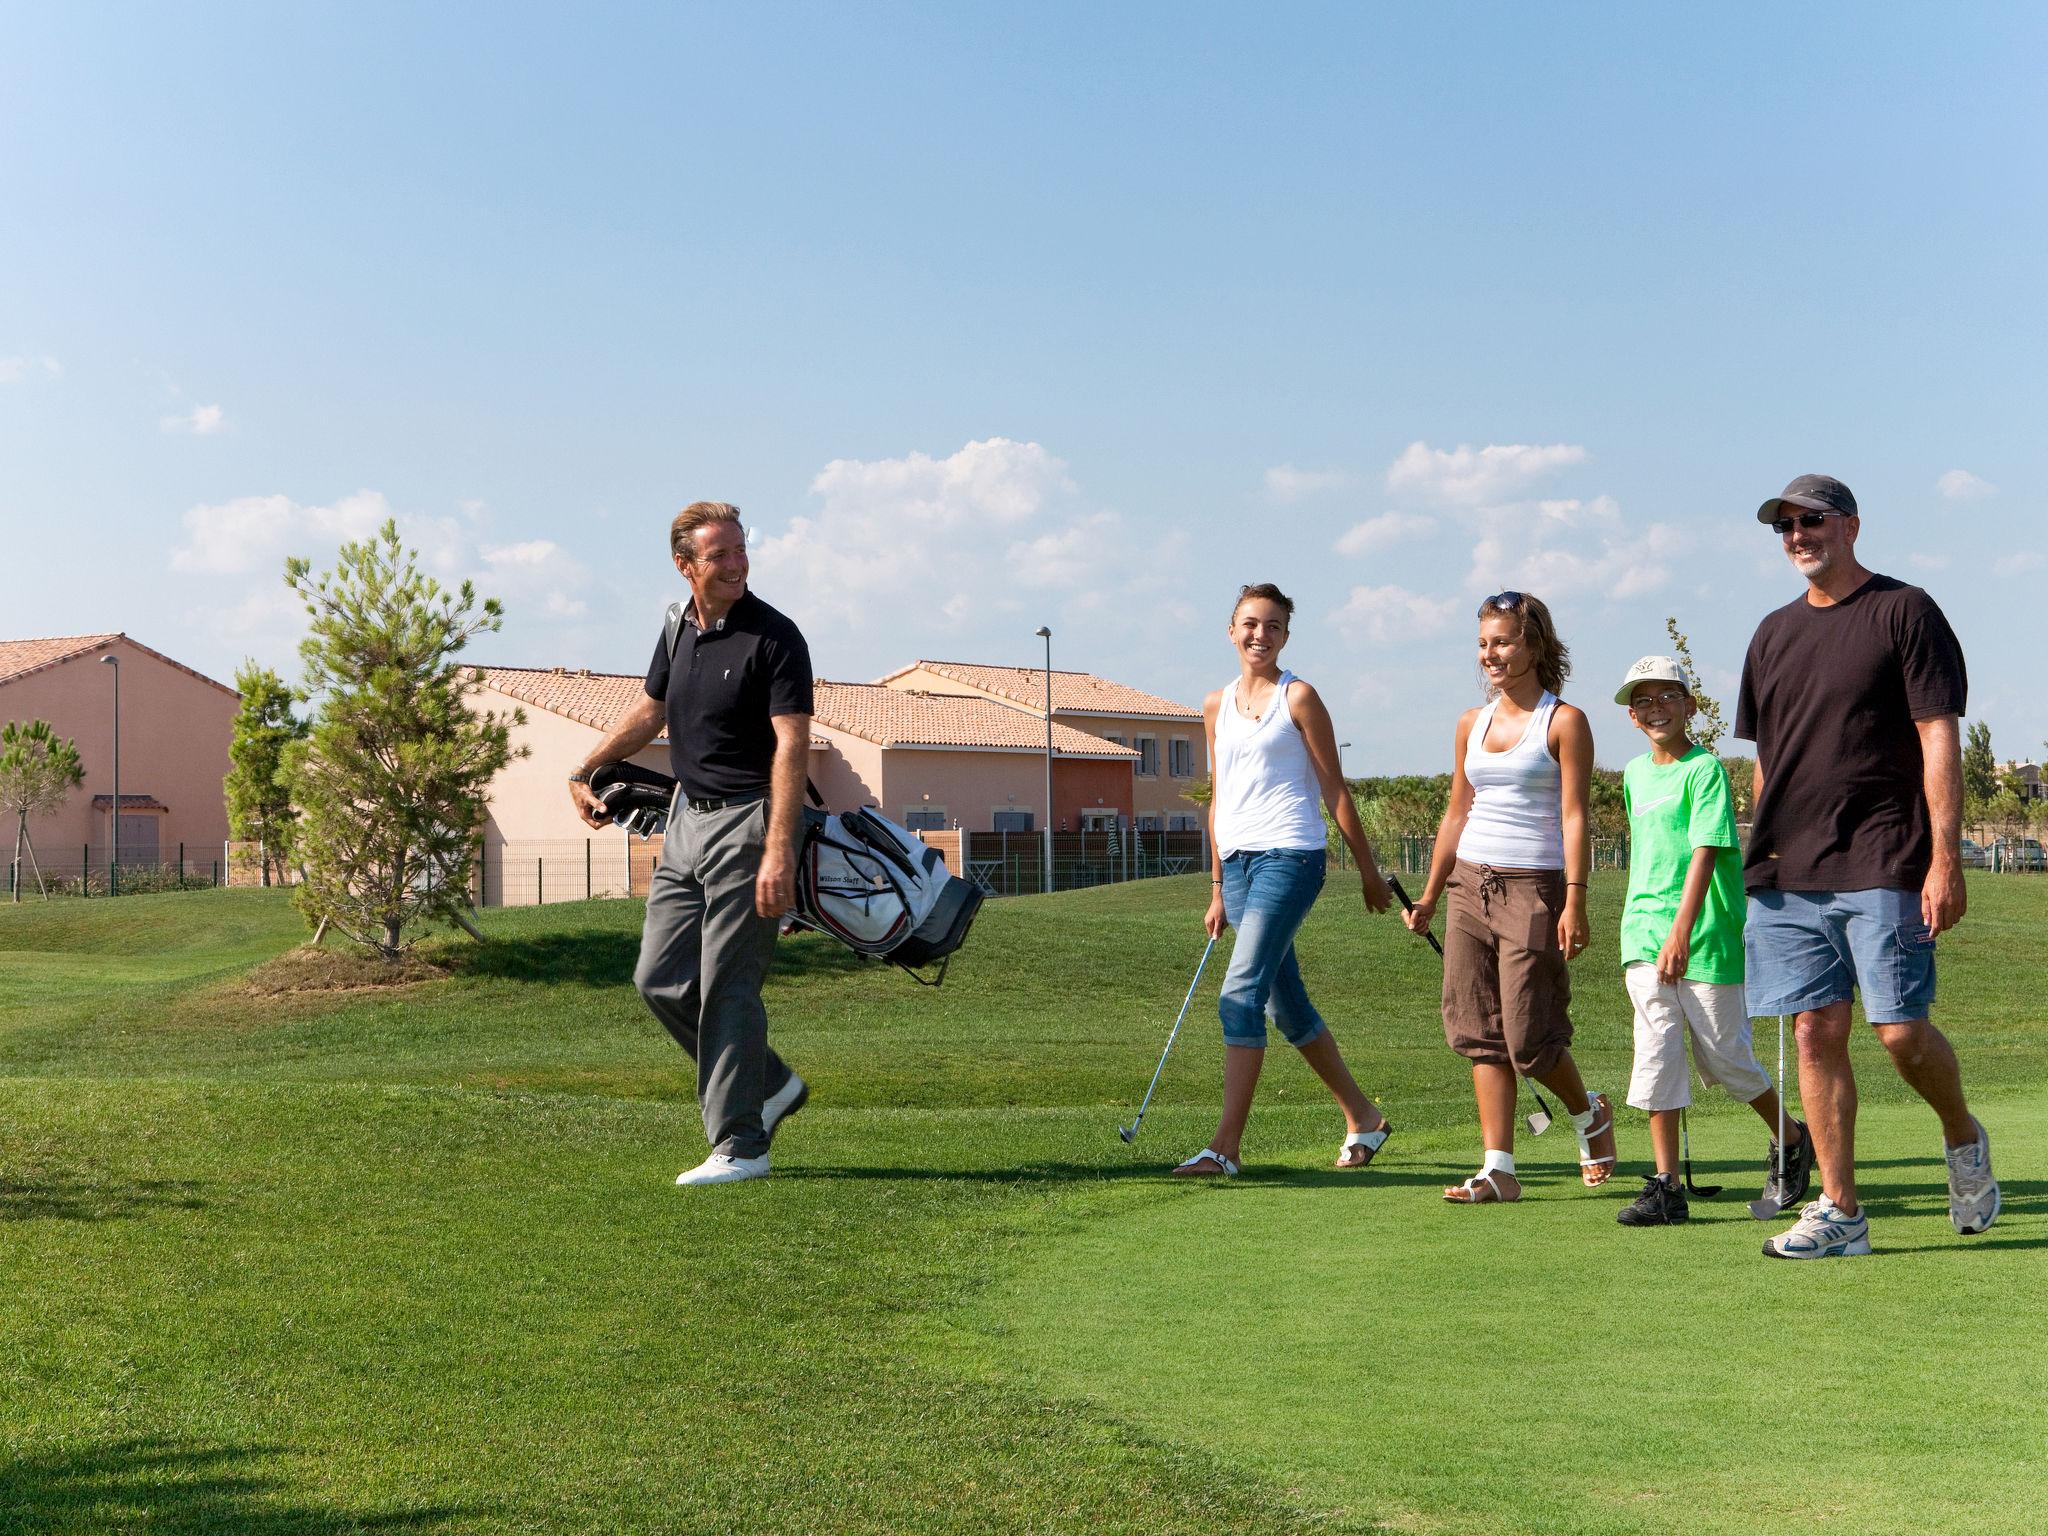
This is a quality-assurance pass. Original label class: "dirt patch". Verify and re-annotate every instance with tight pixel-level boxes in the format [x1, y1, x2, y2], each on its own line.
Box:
[243, 945, 452, 996]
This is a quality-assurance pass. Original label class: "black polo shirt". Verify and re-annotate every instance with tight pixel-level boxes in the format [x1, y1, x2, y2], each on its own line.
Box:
[644, 589, 813, 799]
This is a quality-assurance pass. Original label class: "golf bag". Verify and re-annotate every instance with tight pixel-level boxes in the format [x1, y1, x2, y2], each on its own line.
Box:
[794, 801, 983, 985]
[589, 761, 982, 985]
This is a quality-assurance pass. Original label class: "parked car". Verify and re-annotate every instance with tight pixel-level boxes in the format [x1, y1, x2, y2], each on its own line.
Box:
[1990, 837, 2047, 871]
[1958, 837, 1989, 869]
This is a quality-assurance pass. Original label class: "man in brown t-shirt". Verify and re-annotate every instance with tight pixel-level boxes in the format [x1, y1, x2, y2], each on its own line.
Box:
[1735, 474, 1999, 1257]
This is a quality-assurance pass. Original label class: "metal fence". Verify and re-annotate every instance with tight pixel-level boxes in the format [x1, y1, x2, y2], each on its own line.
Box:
[4, 841, 269, 899]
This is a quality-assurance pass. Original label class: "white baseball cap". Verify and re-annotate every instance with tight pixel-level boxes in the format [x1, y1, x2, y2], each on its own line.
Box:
[1614, 655, 1692, 707]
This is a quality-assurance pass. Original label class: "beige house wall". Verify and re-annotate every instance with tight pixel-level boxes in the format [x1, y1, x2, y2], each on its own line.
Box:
[471, 683, 671, 846]
[3, 638, 236, 867]
[808, 728, 886, 813]
[878, 749, 1050, 830]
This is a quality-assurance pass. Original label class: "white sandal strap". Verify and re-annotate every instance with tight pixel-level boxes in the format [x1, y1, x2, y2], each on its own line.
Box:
[1177, 1147, 1239, 1176]
[1342, 1128, 1390, 1151]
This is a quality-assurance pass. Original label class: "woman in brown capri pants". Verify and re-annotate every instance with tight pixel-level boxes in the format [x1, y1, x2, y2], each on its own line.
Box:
[1403, 592, 1618, 1202]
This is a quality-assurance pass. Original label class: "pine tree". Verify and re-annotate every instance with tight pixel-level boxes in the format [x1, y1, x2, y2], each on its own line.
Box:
[1663, 616, 1727, 756]
[1962, 721, 1997, 802]
[1, 719, 85, 901]
[224, 661, 308, 886]
[284, 519, 525, 956]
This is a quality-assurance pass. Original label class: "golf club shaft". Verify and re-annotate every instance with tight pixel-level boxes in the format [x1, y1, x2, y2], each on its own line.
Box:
[1387, 875, 1444, 956]
[1125, 935, 1218, 1136]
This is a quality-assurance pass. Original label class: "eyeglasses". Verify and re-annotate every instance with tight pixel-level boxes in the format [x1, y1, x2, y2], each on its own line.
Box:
[1478, 590, 1525, 614]
[1770, 510, 1848, 534]
[1628, 689, 1689, 710]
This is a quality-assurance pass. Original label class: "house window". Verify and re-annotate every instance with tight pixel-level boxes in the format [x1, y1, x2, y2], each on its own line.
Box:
[1081, 809, 1118, 832]
[991, 809, 1035, 833]
[1135, 736, 1158, 777]
[1103, 731, 1125, 747]
[1169, 737, 1193, 777]
[1169, 814, 1200, 832]
[1137, 814, 1163, 832]
[904, 806, 947, 831]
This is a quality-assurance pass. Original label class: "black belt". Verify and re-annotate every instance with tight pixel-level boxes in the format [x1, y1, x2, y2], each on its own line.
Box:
[683, 790, 766, 814]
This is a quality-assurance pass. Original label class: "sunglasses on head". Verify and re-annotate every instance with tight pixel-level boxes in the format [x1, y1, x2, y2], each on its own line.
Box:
[1479, 590, 1525, 615]
[1770, 510, 1847, 534]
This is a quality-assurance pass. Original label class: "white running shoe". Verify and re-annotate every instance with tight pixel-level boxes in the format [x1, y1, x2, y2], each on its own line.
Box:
[1762, 1195, 1872, 1259]
[1944, 1119, 2000, 1235]
[762, 1073, 809, 1142]
[676, 1153, 770, 1187]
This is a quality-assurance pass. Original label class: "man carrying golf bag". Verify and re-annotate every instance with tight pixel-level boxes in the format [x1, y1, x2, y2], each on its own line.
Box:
[569, 501, 814, 1187]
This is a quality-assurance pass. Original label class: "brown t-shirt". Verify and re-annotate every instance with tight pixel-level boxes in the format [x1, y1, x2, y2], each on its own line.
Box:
[1735, 574, 1966, 893]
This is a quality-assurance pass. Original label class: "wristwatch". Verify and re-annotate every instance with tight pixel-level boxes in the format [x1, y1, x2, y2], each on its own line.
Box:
[568, 771, 591, 785]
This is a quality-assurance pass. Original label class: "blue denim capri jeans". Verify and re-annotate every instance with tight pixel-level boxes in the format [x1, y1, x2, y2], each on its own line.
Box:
[1218, 847, 1328, 1048]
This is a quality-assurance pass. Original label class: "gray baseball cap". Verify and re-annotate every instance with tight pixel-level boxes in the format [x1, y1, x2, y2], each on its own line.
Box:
[1614, 654, 1692, 707]
[1757, 473, 1858, 524]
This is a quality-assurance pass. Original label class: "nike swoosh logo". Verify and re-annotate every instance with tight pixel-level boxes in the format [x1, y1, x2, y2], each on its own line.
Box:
[1634, 794, 1678, 813]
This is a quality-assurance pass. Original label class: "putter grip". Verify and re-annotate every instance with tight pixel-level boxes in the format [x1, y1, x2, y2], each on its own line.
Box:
[1388, 876, 1445, 957]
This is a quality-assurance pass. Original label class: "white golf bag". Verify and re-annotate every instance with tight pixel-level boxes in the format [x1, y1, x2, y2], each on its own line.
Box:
[793, 802, 983, 985]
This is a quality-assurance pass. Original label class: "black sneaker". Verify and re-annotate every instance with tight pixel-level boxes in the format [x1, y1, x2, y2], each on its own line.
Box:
[1616, 1172, 1689, 1226]
[1761, 1119, 1814, 1210]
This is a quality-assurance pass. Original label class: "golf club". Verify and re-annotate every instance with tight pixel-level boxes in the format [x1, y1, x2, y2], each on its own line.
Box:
[1679, 1106, 1722, 1198]
[1118, 935, 1218, 1143]
[1388, 874, 1552, 1136]
[1748, 1014, 1790, 1219]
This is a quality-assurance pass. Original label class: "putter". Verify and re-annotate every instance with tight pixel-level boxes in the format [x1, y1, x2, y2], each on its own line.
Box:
[1118, 935, 1218, 1143]
[1389, 875, 1550, 1136]
[1748, 1014, 1790, 1219]
[1680, 1106, 1722, 1198]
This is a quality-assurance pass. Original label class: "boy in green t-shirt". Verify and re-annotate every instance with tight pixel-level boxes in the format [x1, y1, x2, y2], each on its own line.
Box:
[1611, 656, 1811, 1227]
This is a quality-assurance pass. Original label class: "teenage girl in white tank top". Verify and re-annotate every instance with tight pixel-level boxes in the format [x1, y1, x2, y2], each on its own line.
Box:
[1403, 591, 1618, 1203]
[1172, 583, 1398, 1178]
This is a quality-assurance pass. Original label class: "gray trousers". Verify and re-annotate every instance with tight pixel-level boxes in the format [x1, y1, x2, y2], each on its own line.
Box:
[633, 796, 795, 1159]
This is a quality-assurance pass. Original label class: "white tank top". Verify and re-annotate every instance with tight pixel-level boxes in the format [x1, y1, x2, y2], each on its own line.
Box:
[1212, 672, 1328, 857]
[1456, 691, 1565, 869]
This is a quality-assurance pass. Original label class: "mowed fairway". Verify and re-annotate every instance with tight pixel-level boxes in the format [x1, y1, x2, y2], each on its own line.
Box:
[1, 876, 2041, 1534]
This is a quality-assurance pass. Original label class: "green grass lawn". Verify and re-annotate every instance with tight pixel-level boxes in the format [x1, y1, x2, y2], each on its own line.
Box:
[1, 875, 2041, 1534]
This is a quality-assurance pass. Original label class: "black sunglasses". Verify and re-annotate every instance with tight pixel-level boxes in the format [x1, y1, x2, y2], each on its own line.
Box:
[1770, 510, 1847, 534]
[1479, 590, 1525, 615]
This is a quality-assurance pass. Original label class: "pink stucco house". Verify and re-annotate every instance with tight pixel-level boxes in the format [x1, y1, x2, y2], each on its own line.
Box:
[876, 660, 1206, 830]
[0, 633, 237, 876]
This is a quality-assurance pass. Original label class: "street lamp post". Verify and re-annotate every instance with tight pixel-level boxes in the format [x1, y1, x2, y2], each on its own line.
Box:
[100, 653, 120, 896]
[1035, 626, 1053, 895]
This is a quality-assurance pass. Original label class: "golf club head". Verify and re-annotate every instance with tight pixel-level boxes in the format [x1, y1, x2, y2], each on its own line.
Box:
[1117, 1124, 1136, 1143]
[1525, 1107, 1553, 1137]
[1747, 1194, 1784, 1220]
[1685, 1173, 1724, 1199]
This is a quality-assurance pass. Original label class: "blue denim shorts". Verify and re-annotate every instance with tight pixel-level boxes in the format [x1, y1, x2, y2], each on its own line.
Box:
[1743, 888, 1936, 1024]
[1218, 847, 1328, 1048]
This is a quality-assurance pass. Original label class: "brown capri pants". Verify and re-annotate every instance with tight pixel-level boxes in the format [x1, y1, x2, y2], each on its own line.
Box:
[1441, 859, 1573, 1076]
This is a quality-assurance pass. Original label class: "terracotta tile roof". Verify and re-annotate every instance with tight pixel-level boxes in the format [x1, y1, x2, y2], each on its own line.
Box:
[476, 666, 830, 749]
[476, 666, 661, 732]
[815, 681, 1140, 757]
[0, 633, 236, 697]
[877, 660, 1199, 720]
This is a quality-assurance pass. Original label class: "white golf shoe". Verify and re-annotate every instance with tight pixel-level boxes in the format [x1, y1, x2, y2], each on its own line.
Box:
[762, 1073, 809, 1142]
[676, 1153, 770, 1187]
[1944, 1119, 2000, 1235]
[1762, 1194, 1871, 1259]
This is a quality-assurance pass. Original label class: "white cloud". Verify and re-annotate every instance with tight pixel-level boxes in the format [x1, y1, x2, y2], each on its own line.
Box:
[1334, 510, 1433, 557]
[1910, 552, 1952, 572]
[170, 490, 393, 574]
[1997, 551, 2043, 578]
[1937, 469, 1996, 501]
[1385, 440, 1587, 507]
[1264, 464, 1352, 503]
[1334, 583, 1460, 644]
[0, 353, 61, 384]
[482, 539, 562, 570]
[749, 437, 1200, 690]
[161, 403, 227, 436]
[1466, 495, 1684, 603]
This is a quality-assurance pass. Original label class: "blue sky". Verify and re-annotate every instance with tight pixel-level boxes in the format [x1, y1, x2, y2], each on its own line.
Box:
[4, 2, 2043, 772]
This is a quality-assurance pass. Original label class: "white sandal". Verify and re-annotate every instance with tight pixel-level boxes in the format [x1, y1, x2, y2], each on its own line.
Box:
[1575, 1091, 1617, 1187]
[1443, 1170, 1520, 1204]
[1172, 1147, 1240, 1177]
[1336, 1124, 1392, 1169]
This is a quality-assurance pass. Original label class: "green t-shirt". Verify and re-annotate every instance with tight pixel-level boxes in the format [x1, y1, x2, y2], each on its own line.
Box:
[1620, 745, 1745, 984]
